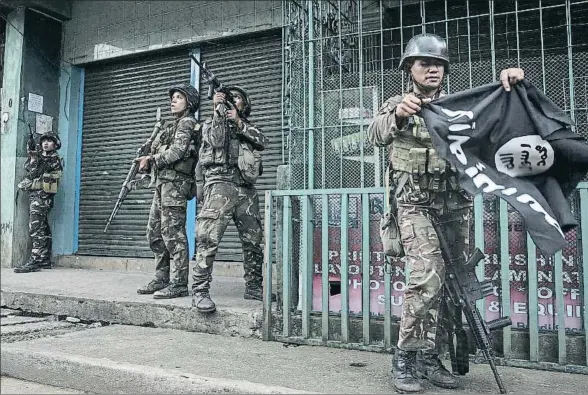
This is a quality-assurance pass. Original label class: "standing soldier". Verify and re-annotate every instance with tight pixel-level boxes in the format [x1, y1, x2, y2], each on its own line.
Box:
[368, 33, 524, 393]
[135, 84, 201, 299]
[192, 86, 273, 313]
[15, 131, 63, 273]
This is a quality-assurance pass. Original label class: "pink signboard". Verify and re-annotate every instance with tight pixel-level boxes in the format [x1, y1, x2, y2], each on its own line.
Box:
[310, 196, 582, 331]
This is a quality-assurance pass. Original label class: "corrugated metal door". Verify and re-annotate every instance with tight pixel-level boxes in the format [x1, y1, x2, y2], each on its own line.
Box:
[78, 50, 192, 257]
[199, 30, 282, 262]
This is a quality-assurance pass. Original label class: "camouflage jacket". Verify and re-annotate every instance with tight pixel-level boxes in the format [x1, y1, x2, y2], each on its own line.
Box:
[150, 115, 201, 185]
[25, 151, 63, 179]
[197, 115, 267, 187]
[19, 151, 63, 194]
[368, 93, 471, 210]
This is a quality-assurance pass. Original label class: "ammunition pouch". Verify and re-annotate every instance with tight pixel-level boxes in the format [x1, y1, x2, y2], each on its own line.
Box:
[41, 171, 61, 194]
[391, 145, 459, 193]
[380, 211, 404, 257]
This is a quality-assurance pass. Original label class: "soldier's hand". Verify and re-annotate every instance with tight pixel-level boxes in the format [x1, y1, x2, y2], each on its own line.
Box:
[213, 92, 227, 105]
[135, 155, 152, 172]
[500, 68, 525, 91]
[226, 109, 240, 122]
[395, 93, 432, 120]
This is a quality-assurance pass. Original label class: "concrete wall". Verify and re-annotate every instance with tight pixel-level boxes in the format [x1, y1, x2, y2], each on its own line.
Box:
[0, 0, 72, 20]
[62, 0, 282, 64]
[1, 8, 63, 268]
[1, 8, 26, 268]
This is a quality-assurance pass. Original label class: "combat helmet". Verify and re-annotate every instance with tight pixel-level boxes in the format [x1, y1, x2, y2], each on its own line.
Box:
[228, 86, 252, 118]
[399, 33, 450, 73]
[40, 132, 61, 150]
[169, 84, 200, 113]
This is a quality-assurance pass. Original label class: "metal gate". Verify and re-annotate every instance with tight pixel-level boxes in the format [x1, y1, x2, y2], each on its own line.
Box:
[268, 0, 588, 371]
[198, 30, 283, 262]
[78, 50, 192, 257]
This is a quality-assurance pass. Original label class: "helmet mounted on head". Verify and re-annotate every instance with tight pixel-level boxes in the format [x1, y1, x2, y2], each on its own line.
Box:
[169, 84, 200, 113]
[40, 132, 61, 150]
[227, 86, 251, 118]
[399, 33, 450, 74]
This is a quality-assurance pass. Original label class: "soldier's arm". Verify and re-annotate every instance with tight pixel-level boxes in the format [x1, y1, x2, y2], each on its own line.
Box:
[27, 156, 47, 178]
[152, 118, 195, 169]
[235, 120, 268, 151]
[46, 154, 63, 172]
[367, 95, 406, 147]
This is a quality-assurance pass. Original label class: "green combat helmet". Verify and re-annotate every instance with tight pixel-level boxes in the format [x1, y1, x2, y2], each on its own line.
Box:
[399, 33, 450, 73]
[169, 84, 200, 113]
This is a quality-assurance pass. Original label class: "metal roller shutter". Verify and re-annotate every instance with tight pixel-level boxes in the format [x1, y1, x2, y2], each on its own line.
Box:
[199, 30, 282, 262]
[78, 50, 192, 257]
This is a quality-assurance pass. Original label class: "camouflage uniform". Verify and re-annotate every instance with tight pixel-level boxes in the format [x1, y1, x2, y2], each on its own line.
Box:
[140, 115, 200, 298]
[192, 95, 268, 311]
[369, 94, 472, 352]
[368, 33, 468, 393]
[15, 144, 63, 273]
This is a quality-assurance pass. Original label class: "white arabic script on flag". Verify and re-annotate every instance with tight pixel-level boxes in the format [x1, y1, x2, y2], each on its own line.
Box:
[440, 105, 565, 239]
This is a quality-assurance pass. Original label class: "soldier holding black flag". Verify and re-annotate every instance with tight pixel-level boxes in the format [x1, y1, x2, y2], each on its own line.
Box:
[367, 33, 524, 393]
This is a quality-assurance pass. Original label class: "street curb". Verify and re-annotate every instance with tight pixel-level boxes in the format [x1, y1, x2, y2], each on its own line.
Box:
[1, 290, 263, 339]
[0, 346, 318, 394]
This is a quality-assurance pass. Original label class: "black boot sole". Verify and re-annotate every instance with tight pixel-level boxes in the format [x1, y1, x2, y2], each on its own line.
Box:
[137, 284, 169, 294]
[393, 384, 423, 394]
[153, 290, 189, 299]
[13, 268, 41, 273]
[195, 306, 216, 313]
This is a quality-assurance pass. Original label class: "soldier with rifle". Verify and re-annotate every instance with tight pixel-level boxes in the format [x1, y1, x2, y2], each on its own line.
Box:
[368, 33, 523, 393]
[15, 128, 63, 273]
[131, 84, 201, 299]
[189, 55, 274, 313]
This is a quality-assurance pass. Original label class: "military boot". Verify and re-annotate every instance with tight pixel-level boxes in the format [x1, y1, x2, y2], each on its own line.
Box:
[392, 349, 422, 393]
[13, 259, 42, 273]
[137, 280, 168, 294]
[38, 260, 53, 269]
[244, 285, 277, 302]
[153, 284, 189, 299]
[415, 351, 458, 389]
[192, 291, 216, 313]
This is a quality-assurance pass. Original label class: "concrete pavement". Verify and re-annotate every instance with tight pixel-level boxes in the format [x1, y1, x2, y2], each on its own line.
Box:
[2, 324, 585, 394]
[1, 267, 265, 338]
[1, 377, 83, 394]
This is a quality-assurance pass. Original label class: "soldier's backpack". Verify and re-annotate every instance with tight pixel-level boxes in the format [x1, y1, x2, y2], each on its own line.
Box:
[238, 141, 263, 185]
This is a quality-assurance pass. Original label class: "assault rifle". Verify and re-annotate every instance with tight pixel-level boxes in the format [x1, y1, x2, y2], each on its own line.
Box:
[27, 124, 38, 152]
[432, 218, 511, 394]
[104, 108, 162, 233]
[188, 54, 241, 117]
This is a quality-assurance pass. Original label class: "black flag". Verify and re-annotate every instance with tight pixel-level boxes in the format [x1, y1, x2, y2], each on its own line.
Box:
[420, 80, 588, 256]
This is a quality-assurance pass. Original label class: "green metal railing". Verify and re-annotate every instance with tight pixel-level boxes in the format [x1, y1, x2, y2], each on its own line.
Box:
[262, 182, 588, 371]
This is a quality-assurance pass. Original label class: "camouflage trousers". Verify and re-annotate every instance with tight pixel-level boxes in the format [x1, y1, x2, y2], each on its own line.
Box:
[193, 182, 263, 292]
[28, 190, 54, 264]
[146, 179, 191, 287]
[396, 198, 471, 352]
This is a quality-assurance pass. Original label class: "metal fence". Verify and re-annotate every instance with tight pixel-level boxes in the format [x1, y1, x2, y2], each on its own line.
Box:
[263, 183, 588, 371]
[269, 0, 588, 371]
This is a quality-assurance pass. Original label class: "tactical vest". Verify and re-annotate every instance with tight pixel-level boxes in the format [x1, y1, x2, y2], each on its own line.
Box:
[390, 115, 460, 192]
[25, 170, 62, 194]
[199, 117, 240, 169]
[153, 120, 199, 181]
